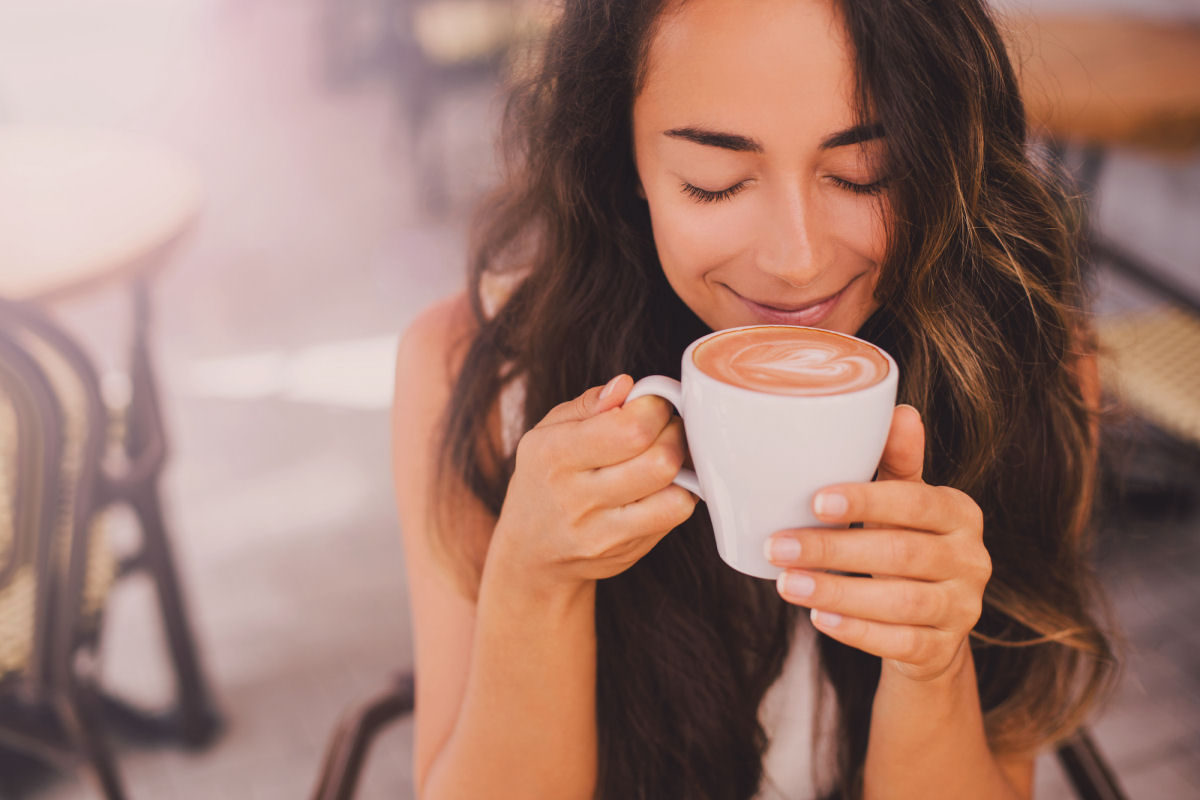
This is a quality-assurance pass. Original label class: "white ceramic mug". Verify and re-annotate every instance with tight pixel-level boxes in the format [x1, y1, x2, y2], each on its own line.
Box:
[625, 325, 899, 579]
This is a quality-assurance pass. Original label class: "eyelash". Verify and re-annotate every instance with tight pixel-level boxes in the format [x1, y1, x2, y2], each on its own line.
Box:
[830, 176, 888, 196]
[680, 176, 888, 203]
[680, 181, 748, 203]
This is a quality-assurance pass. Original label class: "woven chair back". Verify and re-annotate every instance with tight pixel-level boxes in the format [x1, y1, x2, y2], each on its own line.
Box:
[0, 326, 65, 697]
[0, 300, 113, 693]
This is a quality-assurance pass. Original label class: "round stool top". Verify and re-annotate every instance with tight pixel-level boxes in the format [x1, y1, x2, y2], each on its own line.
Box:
[1006, 15, 1200, 154]
[0, 126, 203, 303]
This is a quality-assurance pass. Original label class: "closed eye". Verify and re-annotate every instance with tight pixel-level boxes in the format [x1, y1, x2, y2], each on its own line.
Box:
[830, 176, 888, 195]
[680, 180, 748, 203]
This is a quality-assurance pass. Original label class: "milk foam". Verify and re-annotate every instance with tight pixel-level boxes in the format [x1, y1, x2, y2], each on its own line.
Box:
[693, 326, 888, 396]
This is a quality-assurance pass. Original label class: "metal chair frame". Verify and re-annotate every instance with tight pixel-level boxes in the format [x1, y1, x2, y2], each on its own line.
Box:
[0, 328, 64, 703]
[307, 669, 1127, 799]
[309, 672, 414, 800]
[0, 294, 224, 797]
[0, 325, 127, 798]
[0, 294, 221, 748]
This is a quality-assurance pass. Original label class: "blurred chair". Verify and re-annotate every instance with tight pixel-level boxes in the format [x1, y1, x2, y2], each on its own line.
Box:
[1097, 307, 1200, 448]
[0, 323, 126, 798]
[399, 0, 531, 213]
[320, 0, 547, 213]
[1009, 14, 1200, 315]
[308, 671, 413, 800]
[0, 299, 223, 796]
[1007, 15, 1200, 306]
[1008, 15, 1200, 505]
[1056, 728, 1130, 800]
[0, 125, 222, 752]
[307, 669, 1126, 800]
[0, 299, 222, 747]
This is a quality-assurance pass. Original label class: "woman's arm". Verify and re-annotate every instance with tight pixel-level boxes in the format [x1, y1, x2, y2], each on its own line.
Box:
[865, 646, 1032, 799]
[859, 407, 1031, 799]
[766, 406, 1031, 799]
[394, 295, 597, 800]
[857, 342, 1099, 797]
[394, 293, 694, 800]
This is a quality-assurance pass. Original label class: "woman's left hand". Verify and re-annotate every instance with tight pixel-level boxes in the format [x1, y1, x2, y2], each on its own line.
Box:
[766, 405, 992, 683]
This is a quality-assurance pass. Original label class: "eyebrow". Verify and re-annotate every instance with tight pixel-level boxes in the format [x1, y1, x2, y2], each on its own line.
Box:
[820, 123, 885, 149]
[664, 127, 762, 152]
[663, 123, 884, 152]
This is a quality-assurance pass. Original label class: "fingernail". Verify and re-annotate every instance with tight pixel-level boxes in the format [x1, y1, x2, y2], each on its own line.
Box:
[898, 403, 921, 420]
[811, 608, 842, 627]
[814, 491, 848, 518]
[599, 376, 620, 400]
[778, 572, 815, 598]
[765, 537, 801, 563]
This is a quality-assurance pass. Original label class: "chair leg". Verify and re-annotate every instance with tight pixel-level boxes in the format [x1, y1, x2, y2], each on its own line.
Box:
[311, 673, 415, 800]
[55, 686, 128, 800]
[130, 482, 222, 748]
[1056, 728, 1129, 800]
[120, 279, 221, 747]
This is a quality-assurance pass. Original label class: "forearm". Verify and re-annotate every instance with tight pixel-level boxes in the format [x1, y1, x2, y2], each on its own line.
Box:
[421, 552, 599, 800]
[863, 646, 1025, 800]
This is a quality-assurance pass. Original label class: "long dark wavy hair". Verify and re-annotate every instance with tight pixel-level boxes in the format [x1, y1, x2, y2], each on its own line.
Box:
[432, 1, 1117, 797]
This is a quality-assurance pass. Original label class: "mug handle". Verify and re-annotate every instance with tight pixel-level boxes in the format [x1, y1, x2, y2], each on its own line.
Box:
[625, 376, 704, 499]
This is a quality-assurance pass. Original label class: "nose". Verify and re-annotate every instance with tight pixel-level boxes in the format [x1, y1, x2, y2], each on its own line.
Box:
[756, 185, 825, 289]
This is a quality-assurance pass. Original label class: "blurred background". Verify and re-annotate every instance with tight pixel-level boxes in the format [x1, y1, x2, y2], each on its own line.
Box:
[0, 0, 1196, 798]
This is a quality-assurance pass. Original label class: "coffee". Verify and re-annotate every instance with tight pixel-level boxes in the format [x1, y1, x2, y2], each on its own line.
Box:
[626, 324, 899, 578]
[692, 325, 889, 397]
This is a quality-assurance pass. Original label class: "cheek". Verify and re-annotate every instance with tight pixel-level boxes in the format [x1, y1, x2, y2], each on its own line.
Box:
[647, 193, 751, 281]
[829, 196, 889, 328]
[829, 195, 888, 264]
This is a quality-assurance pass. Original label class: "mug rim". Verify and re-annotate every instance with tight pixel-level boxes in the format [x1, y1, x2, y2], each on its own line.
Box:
[683, 323, 899, 402]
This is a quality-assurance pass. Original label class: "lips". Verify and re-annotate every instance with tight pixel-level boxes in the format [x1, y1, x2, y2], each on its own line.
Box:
[734, 280, 852, 327]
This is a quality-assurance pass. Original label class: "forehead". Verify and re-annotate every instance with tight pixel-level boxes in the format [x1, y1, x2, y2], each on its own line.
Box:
[636, 0, 858, 140]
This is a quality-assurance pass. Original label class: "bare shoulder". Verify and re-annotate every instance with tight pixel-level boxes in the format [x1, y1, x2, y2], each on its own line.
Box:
[391, 288, 483, 581]
[391, 290, 491, 790]
[395, 290, 476, 395]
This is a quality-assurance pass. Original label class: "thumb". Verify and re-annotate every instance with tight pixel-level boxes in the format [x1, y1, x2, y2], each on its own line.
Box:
[875, 404, 925, 483]
[540, 374, 633, 427]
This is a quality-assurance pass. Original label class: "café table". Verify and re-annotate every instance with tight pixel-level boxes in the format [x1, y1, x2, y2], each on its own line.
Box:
[0, 124, 221, 746]
[1007, 13, 1200, 313]
[1006, 14, 1200, 453]
[0, 125, 202, 303]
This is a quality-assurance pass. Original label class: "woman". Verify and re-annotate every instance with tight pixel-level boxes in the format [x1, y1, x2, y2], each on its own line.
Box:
[392, 0, 1115, 797]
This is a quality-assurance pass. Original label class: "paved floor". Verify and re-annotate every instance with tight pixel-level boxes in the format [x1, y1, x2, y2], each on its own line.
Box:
[0, 1, 1197, 798]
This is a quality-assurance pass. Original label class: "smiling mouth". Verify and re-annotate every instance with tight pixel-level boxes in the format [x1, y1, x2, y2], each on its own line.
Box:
[733, 276, 859, 326]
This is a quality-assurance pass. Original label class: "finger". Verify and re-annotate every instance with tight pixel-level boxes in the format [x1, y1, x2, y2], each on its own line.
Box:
[530, 384, 676, 470]
[765, 528, 954, 580]
[807, 609, 954, 670]
[776, 570, 951, 628]
[570, 392, 676, 467]
[584, 418, 686, 507]
[537, 374, 633, 428]
[875, 404, 925, 483]
[600, 483, 698, 539]
[812, 481, 981, 536]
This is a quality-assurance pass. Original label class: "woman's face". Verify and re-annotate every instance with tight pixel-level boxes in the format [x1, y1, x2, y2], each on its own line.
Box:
[632, 0, 888, 335]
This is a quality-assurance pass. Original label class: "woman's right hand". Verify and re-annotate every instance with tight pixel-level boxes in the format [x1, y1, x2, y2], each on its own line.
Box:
[489, 374, 698, 594]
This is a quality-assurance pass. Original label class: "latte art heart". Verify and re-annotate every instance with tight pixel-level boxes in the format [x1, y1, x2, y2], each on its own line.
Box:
[693, 326, 889, 396]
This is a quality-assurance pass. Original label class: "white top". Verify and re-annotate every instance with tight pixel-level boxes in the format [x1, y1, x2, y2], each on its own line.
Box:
[756, 621, 829, 799]
[484, 272, 826, 799]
